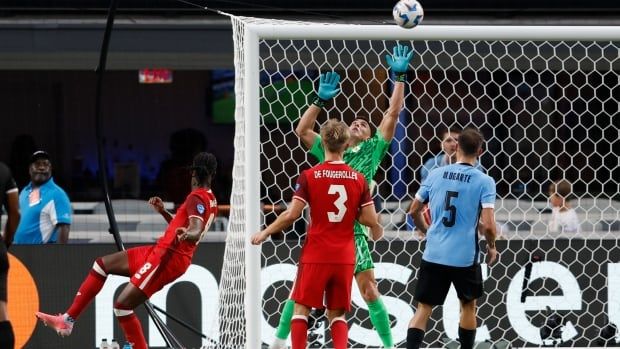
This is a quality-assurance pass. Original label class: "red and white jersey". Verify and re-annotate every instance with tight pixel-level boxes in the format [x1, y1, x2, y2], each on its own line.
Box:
[156, 187, 217, 257]
[293, 161, 373, 264]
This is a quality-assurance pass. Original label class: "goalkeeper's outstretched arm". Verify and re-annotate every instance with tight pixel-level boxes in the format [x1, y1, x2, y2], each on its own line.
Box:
[378, 44, 414, 142]
[295, 72, 341, 149]
[377, 81, 405, 142]
[295, 105, 322, 149]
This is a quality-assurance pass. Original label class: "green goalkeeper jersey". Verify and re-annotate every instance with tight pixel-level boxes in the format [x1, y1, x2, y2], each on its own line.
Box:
[309, 131, 391, 237]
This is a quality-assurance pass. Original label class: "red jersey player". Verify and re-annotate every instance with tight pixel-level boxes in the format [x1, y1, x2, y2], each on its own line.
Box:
[251, 119, 383, 349]
[35, 152, 218, 349]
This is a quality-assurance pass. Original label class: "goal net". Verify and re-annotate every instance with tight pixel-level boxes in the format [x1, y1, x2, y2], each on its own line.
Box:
[219, 16, 620, 348]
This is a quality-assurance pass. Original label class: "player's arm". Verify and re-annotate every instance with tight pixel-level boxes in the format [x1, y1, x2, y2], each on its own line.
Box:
[55, 191, 72, 244]
[409, 198, 429, 236]
[358, 204, 383, 240]
[149, 196, 173, 223]
[378, 44, 413, 142]
[295, 106, 321, 149]
[251, 199, 305, 244]
[3, 189, 20, 248]
[479, 207, 498, 265]
[295, 72, 341, 149]
[56, 224, 70, 244]
[176, 216, 205, 242]
[479, 177, 498, 264]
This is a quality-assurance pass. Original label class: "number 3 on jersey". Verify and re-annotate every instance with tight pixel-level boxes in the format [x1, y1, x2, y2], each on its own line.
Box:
[327, 184, 348, 222]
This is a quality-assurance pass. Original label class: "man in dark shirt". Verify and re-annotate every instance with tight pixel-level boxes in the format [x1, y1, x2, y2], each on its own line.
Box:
[0, 162, 20, 349]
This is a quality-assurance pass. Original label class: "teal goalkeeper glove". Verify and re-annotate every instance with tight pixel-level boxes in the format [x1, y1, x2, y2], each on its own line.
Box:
[313, 71, 341, 108]
[386, 44, 414, 82]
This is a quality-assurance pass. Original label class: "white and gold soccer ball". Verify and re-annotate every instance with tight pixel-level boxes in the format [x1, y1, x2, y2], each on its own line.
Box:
[392, 0, 424, 29]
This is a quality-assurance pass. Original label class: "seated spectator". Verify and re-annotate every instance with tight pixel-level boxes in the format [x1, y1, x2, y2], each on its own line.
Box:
[547, 179, 580, 233]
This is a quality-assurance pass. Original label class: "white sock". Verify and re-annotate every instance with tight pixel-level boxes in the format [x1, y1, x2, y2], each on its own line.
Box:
[270, 337, 287, 348]
[62, 313, 75, 323]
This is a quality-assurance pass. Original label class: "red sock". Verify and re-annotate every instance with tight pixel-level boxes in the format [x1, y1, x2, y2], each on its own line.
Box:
[291, 316, 308, 349]
[330, 317, 348, 349]
[115, 307, 147, 349]
[66, 258, 107, 320]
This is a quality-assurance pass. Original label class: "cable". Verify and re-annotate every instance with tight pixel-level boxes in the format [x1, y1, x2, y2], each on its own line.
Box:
[170, 0, 389, 24]
[94, 0, 187, 347]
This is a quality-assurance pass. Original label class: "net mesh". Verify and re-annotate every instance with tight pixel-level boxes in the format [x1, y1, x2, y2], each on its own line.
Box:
[207, 15, 249, 349]
[223, 17, 620, 348]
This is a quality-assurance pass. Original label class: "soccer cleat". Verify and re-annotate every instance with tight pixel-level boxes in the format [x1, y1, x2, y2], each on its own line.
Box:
[35, 312, 74, 337]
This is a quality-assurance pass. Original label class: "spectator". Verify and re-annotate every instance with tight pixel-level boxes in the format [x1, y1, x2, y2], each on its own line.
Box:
[547, 179, 580, 233]
[0, 162, 19, 349]
[13, 151, 72, 244]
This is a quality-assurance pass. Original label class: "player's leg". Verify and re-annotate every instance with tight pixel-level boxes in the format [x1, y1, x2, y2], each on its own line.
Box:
[290, 303, 311, 349]
[326, 308, 347, 349]
[114, 283, 149, 349]
[325, 263, 354, 349]
[36, 249, 133, 336]
[454, 264, 483, 349]
[270, 295, 295, 349]
[116, 245, 190, 349]
[407, 302, 433, 349]
[407, 260, 452, 349]
[458, 299, 477, 349]
[66, 250, 132, 319]
[0, 241, 15, 349]
[290, 263, 328, 349]
[354, 235, 393, 348]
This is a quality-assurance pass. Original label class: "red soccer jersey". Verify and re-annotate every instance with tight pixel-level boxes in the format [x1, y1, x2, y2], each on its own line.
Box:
[293, 161, 373, 264]
[156, 187, 217, 257]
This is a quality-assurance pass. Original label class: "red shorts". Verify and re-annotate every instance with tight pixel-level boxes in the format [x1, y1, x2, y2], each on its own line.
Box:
[291, 263, 354, 311]
[126, 245, 191, 298]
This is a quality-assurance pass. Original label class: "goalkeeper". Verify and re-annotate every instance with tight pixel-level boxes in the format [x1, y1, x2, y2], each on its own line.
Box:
[270, 44, 413, 349]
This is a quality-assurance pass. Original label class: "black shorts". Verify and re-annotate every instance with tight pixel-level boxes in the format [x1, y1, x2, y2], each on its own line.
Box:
[414, 259, 483, 306]
[0, 239, 8, 302]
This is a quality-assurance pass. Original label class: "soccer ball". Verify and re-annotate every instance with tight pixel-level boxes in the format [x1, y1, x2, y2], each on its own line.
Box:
[392, 0, 424, 29]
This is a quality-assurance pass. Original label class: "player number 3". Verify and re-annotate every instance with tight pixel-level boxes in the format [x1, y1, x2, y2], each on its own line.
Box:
[327, 184, 348, 222]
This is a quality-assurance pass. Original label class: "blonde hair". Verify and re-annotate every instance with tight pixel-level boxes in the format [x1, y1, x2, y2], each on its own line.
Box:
[320, 119, 350, 153]
[549, 179, 573, 200]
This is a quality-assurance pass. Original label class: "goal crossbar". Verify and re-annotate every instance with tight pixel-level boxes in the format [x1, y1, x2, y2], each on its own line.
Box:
[249, 24, 620, 41]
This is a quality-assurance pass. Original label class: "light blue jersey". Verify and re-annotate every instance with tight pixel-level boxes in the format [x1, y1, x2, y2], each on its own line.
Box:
[415, 163, 496, 267]
[13, 178, 72, 244]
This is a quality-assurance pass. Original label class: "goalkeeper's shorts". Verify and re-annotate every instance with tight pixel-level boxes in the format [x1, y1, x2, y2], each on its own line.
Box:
[354, 235, 375, 274]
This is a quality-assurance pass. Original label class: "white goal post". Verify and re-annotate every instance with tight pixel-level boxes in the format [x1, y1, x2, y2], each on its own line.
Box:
[220, 18, 620, 349]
